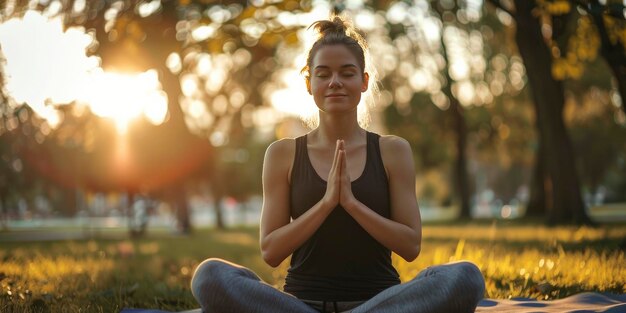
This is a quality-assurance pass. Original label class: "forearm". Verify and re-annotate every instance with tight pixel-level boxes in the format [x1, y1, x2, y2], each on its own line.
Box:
[261, 200, 334, 267]
[344, 200, 421, 261]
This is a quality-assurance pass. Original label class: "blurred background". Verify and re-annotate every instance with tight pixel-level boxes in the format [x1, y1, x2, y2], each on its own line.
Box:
[0, 0, 625, 238]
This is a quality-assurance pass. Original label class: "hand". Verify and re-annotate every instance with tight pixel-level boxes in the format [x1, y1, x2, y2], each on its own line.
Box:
[339, 141, 357, 210]
[321, 140, 343, 210]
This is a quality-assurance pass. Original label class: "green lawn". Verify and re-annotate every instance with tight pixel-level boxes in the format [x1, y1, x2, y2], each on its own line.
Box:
[1, 221, 625, 312]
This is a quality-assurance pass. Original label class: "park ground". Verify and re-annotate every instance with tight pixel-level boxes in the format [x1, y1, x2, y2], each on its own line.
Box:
[0, 220, 625, 313]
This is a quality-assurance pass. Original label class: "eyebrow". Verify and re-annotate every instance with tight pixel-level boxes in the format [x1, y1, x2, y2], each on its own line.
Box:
[314, 64, 359, 70]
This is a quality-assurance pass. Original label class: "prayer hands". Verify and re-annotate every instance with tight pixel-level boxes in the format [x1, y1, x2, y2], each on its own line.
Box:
[322, 140, 342, 209]
[338, 140, 357, 210]
[322, 140, 357, 211]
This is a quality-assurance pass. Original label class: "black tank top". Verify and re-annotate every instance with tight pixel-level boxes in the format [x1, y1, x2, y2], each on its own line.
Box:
[284, 131, 400, 301]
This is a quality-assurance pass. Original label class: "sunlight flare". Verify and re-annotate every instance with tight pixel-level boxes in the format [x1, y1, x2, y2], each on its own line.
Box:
[0, 10, 168, 134]
[80, 70, 168, 134]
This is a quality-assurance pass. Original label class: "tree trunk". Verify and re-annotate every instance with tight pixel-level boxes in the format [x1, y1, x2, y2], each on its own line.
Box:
[161, 94, 192, 234]
[209, 152, 225, 229]
[436, 21, 472, 219]
[526, 122, 547, 217]
[63, 187, 78, 217]
[0, 195, 7, 230]
[173, 185, 191, 234]
[213, 194, 225, 229]
[158, 65, 194, 234]
[127, 190, 137, 237]
[514, 0, 592, 225]
[586, 0, 626, 116]
[452, 100, 471, 218]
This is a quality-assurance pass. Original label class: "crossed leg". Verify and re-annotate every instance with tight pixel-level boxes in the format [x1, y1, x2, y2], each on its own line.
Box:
[191, 259, 484, 313]
[190, 258, 318, 313]
[351, 261, 485, 313]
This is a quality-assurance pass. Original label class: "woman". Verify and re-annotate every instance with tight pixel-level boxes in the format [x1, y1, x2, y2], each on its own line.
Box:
[191, 15, 485, 313]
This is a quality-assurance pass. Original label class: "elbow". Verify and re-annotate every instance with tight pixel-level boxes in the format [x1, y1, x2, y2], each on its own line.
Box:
[260, 238, 283, 267]
[261, 249, 282, 268]
[401, 244, 421, 262]
[402, 230, 422, 262]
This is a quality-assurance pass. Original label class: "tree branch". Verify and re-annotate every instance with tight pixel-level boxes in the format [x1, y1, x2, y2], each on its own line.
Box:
[485, 0, 515, 18]
[583, 1, 619, 55]
[571, 0, 626, 20]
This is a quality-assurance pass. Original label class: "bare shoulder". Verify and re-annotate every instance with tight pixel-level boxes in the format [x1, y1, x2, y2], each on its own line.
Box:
[379, 135, 412, 159]
[264, 138, 297, 180]
[379, 135, 414, 174]
[265, 138, 295, 158]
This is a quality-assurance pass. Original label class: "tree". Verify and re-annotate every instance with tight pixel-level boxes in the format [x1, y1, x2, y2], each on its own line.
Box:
[0, 101, 22, 229]
[565, 61, 626, 203]
[562, 0, 625, 115]
[344, 2, 476, 216]
[484, 0, 619, 224]
[0, 0, 311, 232]
[360, 0, 527, 218]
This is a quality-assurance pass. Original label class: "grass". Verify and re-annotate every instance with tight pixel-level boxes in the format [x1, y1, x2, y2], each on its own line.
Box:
[0, 221, 625, 312]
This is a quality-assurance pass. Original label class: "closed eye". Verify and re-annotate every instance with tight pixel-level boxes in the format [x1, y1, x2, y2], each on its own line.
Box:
[315, 71, 330, 78]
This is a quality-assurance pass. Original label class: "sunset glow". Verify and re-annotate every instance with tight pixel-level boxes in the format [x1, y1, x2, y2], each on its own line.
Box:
[0, 10, 168, 134]
[80, 70, 168, 134]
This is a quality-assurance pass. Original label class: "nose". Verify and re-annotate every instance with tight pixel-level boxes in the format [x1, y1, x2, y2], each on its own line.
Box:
[329, 74, 342, 88]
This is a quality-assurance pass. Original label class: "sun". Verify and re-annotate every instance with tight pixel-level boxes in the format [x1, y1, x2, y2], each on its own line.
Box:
[0, 10, 168, 134]
[80, 70, 168, 134]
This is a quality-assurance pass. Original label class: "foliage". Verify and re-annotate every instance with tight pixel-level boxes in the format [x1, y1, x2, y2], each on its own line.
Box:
[371, 0, 540, 213]
[487, 0, 626, 110]
[0, 0, 624, 228]
[0, 223, 625, 312]
[0, 0, 316, 230]
[384, 93, 452, 171]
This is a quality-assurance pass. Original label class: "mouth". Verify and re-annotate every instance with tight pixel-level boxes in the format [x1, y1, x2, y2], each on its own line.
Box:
[326, 94, 347, 98]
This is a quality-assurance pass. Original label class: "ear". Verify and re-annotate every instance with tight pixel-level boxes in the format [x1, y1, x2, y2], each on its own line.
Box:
[305, 76, 312, 95]
[361, 72, 369, 92]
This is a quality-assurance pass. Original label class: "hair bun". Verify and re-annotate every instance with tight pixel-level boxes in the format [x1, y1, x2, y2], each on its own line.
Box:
[313, 16, 347, 37]
[309, 15, 367, 50]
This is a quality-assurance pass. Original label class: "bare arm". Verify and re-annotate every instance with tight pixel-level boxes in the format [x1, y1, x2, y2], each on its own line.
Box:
[339, 136, 422, 261]
[260, 139, 343, 267]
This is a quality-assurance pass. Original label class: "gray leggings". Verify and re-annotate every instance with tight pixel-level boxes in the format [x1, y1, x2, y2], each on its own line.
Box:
[191, 258, 485, 313]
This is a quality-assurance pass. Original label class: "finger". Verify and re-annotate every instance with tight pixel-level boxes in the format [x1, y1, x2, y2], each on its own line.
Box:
[335, 140, 345, 174]
[330, 140, 341, 174]
[336, 149, 343, 179]
[331, 139, 341, 171]
[340, 150, 349, 179]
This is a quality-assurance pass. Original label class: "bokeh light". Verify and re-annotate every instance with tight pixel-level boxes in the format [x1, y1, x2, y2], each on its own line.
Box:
[0, 10, 168, 133]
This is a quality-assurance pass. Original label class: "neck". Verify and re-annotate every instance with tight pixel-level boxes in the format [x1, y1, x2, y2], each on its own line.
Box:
[312, 110, 364, 144]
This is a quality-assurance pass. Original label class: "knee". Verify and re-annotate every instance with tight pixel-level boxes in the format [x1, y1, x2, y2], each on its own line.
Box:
[453, 261, 482, 279]
[191, 258, 230, 299]
[453, 261, 485, 298]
